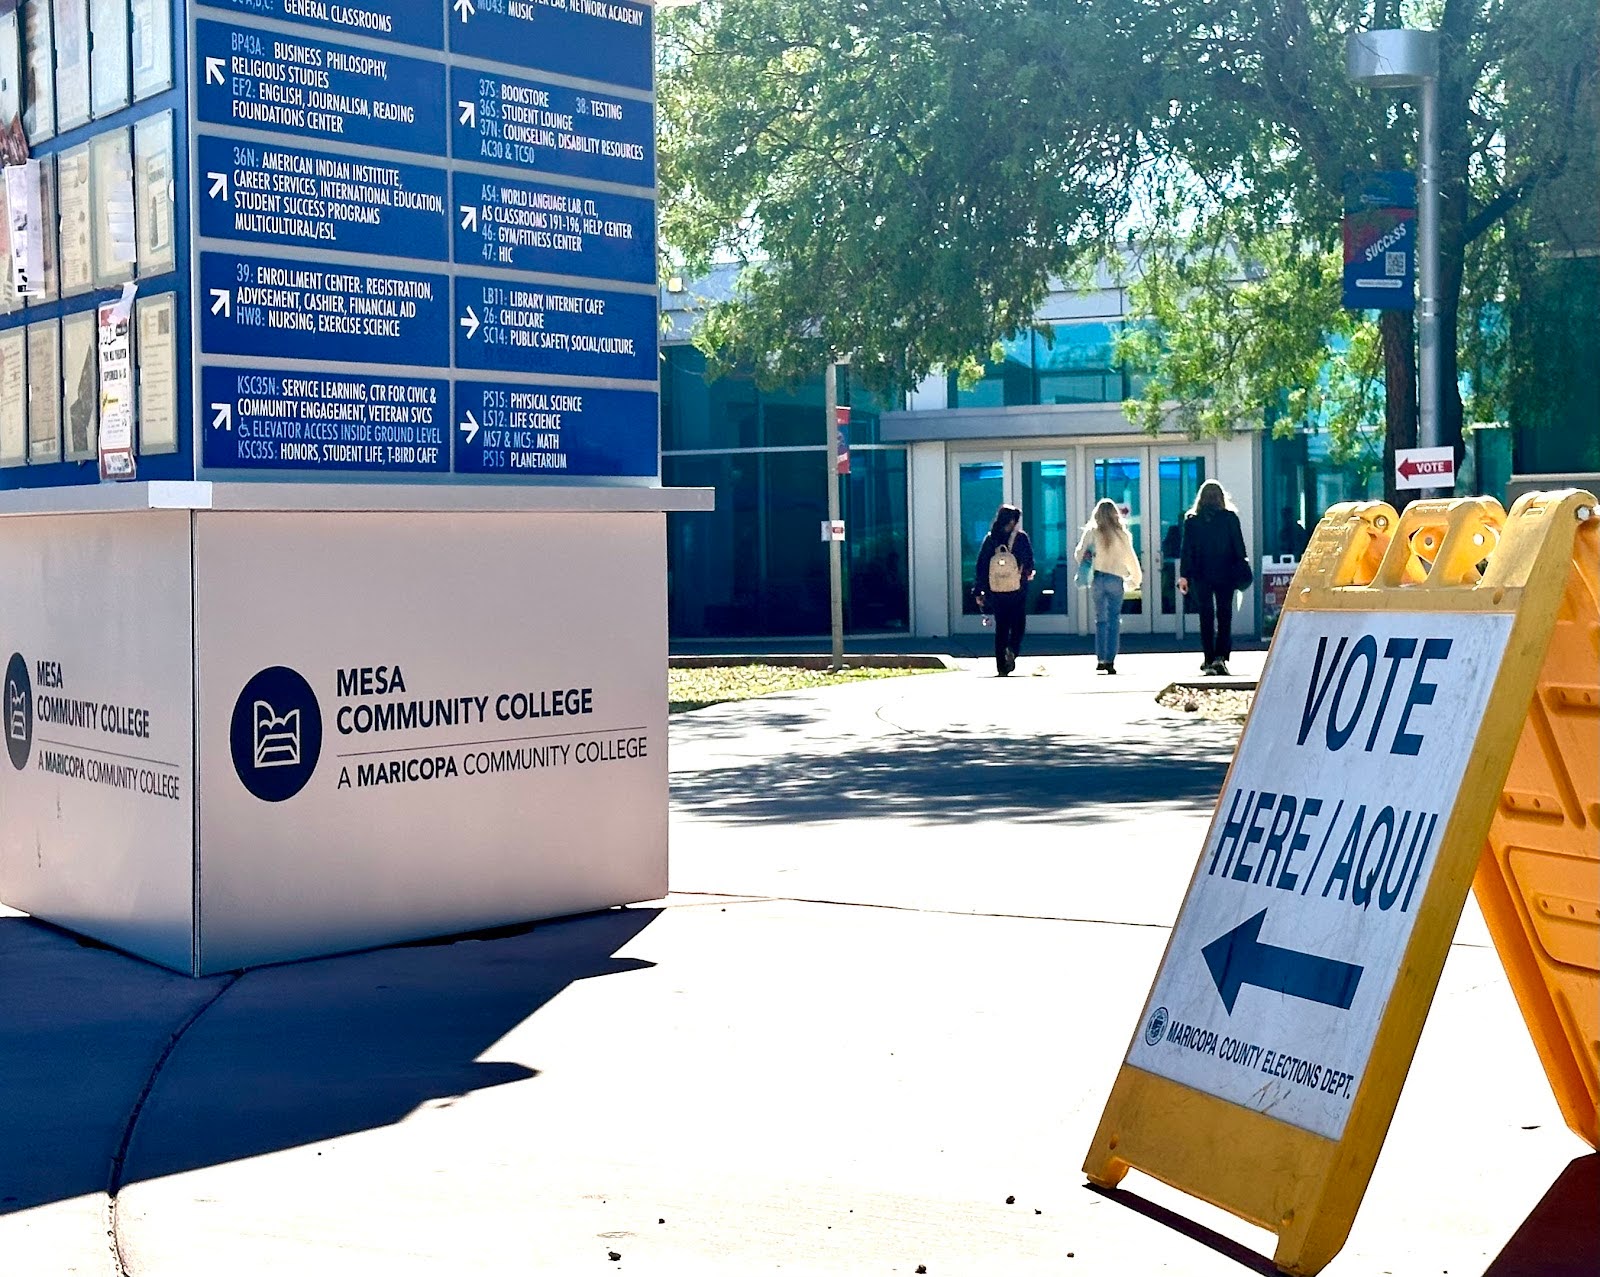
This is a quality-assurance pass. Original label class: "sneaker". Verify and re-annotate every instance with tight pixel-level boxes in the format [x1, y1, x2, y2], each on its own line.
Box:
[1095, 661, 1109, 673]
[1105, 663, 1117, 675]
[1213, 661, 1231, 677]
[1203, 662, 1222, 676]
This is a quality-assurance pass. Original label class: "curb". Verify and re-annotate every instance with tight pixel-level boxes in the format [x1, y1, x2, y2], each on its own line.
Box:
[1159, 678, 1260, 694]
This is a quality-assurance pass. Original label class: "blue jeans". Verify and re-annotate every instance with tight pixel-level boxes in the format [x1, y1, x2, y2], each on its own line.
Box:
[1092, 571, 1125, 663]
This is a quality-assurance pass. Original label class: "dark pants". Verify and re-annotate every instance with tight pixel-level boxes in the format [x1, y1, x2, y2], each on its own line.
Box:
[990, 589, 1027, 670]
[1195, 582, 1235, 665]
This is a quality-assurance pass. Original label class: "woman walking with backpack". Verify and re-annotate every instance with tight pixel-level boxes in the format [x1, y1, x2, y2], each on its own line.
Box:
[1073, 498, 1142, 675]
[1178, 479, 1252, 676]
[973, 503, 1035, 676]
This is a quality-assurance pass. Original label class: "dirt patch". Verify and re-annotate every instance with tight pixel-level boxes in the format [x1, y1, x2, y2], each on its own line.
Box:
[1156, 684, 1255, 721]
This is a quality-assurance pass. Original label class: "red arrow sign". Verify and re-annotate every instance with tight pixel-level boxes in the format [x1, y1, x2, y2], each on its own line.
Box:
[1398, 456, 1453, 480]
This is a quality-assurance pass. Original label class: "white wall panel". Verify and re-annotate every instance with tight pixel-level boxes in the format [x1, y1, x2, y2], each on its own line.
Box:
[0, 511, 196, 971]
[193, 510, 668, 972]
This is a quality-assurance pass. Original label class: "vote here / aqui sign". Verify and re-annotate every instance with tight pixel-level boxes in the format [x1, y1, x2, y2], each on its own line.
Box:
[1084, 490, 1598, 1277]
[1125, 608, 1510, 1140]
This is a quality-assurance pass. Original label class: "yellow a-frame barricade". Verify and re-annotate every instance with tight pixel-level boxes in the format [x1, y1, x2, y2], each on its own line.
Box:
[1083, 489, 1599, 1275]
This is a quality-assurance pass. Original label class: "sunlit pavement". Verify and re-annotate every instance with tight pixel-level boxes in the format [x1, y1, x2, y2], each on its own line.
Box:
[1, 651, 1590, 1276]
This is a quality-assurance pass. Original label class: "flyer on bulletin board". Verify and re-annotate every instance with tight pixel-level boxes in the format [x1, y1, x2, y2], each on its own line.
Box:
[4, 158, 44, 295]
[97, 282, 137, 480]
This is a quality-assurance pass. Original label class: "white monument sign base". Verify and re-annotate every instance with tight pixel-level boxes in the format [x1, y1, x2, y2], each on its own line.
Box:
[0, 482, 709, 975]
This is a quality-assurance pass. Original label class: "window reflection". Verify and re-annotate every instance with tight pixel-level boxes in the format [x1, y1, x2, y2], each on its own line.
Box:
[1020, 459, 1071, 615]
[946, 321, 1136, 408]
[1094, 455, 1143, 614]
[957, 460, 1003, 614]
[662, 347, 911, 637]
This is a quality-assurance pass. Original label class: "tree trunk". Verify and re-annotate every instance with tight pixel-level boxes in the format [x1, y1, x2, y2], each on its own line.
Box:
[1381, 308, 1418, 509]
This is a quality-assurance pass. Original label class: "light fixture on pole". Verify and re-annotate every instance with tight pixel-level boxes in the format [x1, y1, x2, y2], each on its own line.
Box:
[1347, 27, 1442, 493]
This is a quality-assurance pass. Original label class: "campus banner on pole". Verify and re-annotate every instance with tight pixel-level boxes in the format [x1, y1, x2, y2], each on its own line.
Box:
[1342, 171, 1416, 311]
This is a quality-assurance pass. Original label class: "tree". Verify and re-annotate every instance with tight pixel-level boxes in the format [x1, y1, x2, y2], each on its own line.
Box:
[659, 1, 1146, 393]
[660, 1, 1599, 504]
[1115, 1, 1597, 503]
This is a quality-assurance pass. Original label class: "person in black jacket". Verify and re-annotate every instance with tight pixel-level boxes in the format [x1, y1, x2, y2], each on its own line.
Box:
[973, 503, 1035, 676]
[1178, 480, 1249, 676]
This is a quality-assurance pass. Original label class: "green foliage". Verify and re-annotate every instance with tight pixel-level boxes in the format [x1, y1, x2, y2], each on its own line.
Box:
[1117, 215, 1355, 439]
[661, 0, 1599, 450]
[660, 0, 1143, 394]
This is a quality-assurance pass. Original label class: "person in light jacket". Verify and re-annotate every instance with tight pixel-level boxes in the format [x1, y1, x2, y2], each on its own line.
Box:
[1074, 499, 1142, 675]
[1178, 479, 1250, 676]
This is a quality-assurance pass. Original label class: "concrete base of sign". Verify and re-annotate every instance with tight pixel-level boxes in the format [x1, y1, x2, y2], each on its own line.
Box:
[0, 482, 711, 975]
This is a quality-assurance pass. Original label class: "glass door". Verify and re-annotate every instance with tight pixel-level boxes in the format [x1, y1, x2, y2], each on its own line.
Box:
[951, 453, 1004, 630]
[1156, 453, 1209, 635]
[1016, 452, 1074, 630]
[1091, 454, 1149, 633]
[951, 451, 1079, 633]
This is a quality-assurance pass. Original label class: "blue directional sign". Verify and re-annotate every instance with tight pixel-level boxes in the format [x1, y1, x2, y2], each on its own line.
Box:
[199, 136, 449, 261]
[198, 0, 446, 50]
[200, 252, 451, 367]
[455, 380, 656, 477]
[178, 0, 660, 486]
[451, 172, 653, 283]
[449, 0, 652, 92]
[454, 276, 656, 381]
[450, 66, 653, 189]
[203, 366, 451, 473]
[196, 19, 447, 156]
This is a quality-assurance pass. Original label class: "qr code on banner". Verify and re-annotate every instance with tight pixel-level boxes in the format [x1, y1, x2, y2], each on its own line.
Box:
[1386, 251, 1407, 277]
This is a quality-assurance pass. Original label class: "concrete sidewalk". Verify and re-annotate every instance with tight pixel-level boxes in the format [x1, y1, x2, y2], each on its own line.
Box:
[2, 650, 1593, 1276]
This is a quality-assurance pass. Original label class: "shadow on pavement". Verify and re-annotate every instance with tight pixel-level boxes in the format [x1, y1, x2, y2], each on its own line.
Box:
[1082, 1182, 1280, 1274]
[670, 705, 837, 745]
[0, 906, 658, 1213]
[1483, 1153, 1600, 1277]
[672, 722, 1234, 827]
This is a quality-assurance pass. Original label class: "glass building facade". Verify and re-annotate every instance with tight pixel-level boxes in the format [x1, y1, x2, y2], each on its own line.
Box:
[660, 255, 1587, 641]
[662, 346, 910, 637]
[946, 321, 1153, 408]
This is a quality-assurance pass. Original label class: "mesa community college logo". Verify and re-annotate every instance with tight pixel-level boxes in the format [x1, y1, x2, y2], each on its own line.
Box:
[5, 653, 32, 771]
[230, 666, 322, 801]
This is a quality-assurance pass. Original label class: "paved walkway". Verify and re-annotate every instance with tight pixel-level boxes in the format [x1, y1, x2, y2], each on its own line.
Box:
[1, 650, 1592, 1276]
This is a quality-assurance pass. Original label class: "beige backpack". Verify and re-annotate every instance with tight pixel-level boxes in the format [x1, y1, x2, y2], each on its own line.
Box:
[987, 531, 1022, 592]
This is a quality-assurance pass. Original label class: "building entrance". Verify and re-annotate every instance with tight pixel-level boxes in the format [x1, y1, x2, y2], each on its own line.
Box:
[949, 443, 1213, 637]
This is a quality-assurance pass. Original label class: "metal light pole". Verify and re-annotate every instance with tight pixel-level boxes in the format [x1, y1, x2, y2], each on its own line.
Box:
[1347, 28, 1442, 495]
[824, 360, 845, 670]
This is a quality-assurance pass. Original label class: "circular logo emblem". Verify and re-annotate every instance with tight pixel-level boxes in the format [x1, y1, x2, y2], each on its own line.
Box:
[1144, 1006, 1169, 1047]
[5, 652, 32, 771]
[230, 666, 322, 802]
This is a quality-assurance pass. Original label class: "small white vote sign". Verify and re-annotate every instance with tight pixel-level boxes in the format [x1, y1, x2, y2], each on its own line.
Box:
[1125, 608, 1512, 1140]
